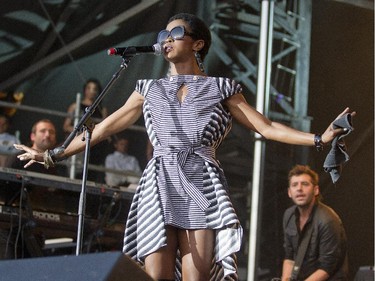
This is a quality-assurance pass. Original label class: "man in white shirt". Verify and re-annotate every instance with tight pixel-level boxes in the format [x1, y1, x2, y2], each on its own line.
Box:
[105, 137, 141, 186]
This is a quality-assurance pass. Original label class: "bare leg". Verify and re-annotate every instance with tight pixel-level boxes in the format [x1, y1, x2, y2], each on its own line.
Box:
[144, 226, 178, 280]
[178, 229, 215, 281]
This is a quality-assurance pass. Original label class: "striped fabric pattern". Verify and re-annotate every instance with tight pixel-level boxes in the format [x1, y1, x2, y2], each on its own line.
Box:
[123, 75, 243, 280]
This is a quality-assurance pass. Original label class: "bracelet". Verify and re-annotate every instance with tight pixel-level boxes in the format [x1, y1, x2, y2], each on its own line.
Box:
[314, 134, 324, 151]
[49, 149, 58, 163]
[50, 147, 68, 162]
[43, 150, 56, 169]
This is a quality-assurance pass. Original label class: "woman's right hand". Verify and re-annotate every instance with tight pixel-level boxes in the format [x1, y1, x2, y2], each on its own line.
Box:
[13, 144, 45, 168]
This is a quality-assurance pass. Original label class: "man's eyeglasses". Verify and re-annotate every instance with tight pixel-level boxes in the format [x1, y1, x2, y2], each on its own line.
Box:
[157, 26, 195, 44]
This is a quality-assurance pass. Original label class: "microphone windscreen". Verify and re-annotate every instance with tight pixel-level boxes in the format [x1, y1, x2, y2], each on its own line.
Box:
[107, 48, 117, 56]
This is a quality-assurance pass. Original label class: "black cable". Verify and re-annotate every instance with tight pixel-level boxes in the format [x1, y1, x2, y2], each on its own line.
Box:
[4, 213, 14, 258]
[14, 180, 25, 259]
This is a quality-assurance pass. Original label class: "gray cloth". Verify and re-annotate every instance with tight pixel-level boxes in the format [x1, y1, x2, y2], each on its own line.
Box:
[323, 113, 354, 183]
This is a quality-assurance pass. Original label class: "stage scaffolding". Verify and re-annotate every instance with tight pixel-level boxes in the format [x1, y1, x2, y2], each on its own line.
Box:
[209, 1, 312, 280]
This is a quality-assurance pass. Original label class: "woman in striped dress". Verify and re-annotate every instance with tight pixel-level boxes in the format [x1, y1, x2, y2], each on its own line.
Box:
[15, 13, 354, 281]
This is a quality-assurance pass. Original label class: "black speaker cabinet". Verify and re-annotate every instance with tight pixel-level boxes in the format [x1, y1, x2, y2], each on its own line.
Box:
[354, 266, 374, 281]
[0, 251, 154, 281]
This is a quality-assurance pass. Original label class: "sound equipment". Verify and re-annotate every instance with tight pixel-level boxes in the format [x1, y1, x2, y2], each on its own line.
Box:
[0, 167, 136, 200]
[0, 167, 137, 256]
[0, 251, 155, 281]
[354, 266, 374, 281]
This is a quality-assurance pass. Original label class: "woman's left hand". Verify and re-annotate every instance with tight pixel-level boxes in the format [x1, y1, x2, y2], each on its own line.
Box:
[321, 107, 356, 144]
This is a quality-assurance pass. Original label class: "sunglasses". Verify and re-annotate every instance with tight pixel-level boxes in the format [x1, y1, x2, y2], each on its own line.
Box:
[157, 25, 195, 44]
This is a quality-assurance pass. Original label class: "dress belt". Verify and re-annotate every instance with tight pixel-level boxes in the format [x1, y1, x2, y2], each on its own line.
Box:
[153, 146, 219, 211]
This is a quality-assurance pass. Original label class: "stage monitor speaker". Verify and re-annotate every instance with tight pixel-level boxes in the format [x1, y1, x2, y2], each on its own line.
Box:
[0, 251, 155, 281]
[354, 266, 374, 281]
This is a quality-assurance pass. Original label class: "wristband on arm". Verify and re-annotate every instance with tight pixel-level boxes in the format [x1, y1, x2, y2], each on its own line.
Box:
[314, 134, 324, 151]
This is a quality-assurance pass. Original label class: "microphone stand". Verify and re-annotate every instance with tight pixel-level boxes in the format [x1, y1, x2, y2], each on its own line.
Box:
[52, 54, 134, 256]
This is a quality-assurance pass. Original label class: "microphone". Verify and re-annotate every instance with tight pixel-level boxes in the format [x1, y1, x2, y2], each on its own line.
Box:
[107, 43, 162, 56]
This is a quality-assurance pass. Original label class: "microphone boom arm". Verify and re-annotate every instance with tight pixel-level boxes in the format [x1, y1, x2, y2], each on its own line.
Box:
[52, 54, 134, 255]
[55, 56, 133, 154]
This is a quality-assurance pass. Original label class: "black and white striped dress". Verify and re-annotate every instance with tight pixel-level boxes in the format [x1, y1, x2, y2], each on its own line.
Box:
[123, 75, 243, 280]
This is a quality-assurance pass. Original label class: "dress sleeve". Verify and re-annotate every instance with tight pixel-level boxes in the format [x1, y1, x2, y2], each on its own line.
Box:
[215, 77, 243, 100]
[135, 79, 154, 97]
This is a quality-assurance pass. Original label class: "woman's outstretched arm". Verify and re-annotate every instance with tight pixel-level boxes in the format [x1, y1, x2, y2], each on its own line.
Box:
[225, 93, 354, 146]
[15, 91, 144, 167]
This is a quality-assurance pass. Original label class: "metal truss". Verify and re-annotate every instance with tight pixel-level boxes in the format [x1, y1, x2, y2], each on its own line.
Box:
[210, 0, 312, 132]
[0, 0, 163, 90]
[209, 1, 314, 279]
